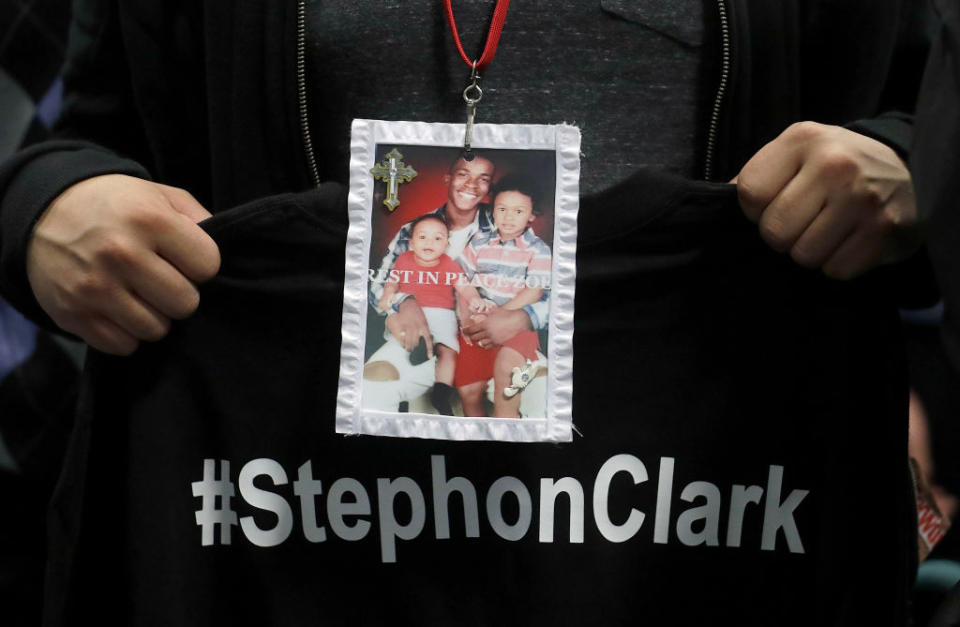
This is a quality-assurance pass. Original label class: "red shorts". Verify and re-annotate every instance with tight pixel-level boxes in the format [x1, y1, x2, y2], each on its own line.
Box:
[454, 329, 540, 387]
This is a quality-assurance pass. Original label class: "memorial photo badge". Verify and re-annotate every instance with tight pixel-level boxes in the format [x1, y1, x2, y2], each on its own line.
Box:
[337, 119, 580, 442]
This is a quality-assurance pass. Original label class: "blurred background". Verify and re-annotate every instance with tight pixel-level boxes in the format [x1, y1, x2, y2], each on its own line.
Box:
[1, 1, 84, 625]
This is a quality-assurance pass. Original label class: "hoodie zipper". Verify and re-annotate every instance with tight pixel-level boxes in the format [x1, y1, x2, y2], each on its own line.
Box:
[297, 0, 733, 185]
[704, 0, 731, 181]
[297, 0, 321, 188]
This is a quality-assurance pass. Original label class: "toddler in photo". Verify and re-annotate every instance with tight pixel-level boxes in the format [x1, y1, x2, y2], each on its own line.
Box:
[378, 214, 462, 415]
[455, 173, 552, 418]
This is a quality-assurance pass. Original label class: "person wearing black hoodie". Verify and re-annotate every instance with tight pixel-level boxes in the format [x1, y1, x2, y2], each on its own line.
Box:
[0, 2, 934, 625]
[0, 1, 927, 354]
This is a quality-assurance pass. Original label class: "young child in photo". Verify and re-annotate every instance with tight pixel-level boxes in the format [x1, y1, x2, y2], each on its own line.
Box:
[378, 214, 462, 415]
[455, 173, 552, 418]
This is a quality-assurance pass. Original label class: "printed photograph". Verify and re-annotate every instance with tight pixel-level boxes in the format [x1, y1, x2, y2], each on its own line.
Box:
[362, 144, 556, 420]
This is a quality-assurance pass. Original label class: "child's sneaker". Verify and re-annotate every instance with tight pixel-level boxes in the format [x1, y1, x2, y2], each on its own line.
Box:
[504, 360, 539, 398]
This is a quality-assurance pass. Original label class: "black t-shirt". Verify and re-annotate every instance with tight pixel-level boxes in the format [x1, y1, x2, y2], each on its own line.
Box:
[45, 173, 914, 625]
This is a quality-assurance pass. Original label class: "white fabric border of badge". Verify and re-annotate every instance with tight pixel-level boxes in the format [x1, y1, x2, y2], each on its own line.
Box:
[337, 118, 581, 443]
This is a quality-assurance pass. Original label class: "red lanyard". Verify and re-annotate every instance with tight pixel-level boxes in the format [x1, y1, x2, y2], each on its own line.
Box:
[442, 0, 511, 73]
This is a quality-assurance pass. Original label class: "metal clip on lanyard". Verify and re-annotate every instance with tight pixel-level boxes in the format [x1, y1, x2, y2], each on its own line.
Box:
[442, 0, 510, 159]
[462, 61, 482, 160]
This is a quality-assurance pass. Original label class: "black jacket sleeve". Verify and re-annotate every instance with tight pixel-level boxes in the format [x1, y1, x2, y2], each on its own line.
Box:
[845, 0, 936, 160]
[0, 0, 152, 327]
[847, 112, 914, 161]
[913, 0, 960, 368]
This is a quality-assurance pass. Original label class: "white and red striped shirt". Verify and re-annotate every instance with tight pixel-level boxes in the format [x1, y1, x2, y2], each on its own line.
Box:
[457, 227, 552, 305]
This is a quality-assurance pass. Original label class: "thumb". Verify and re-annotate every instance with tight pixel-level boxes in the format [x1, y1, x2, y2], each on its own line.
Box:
[158, 183, 213, 223]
